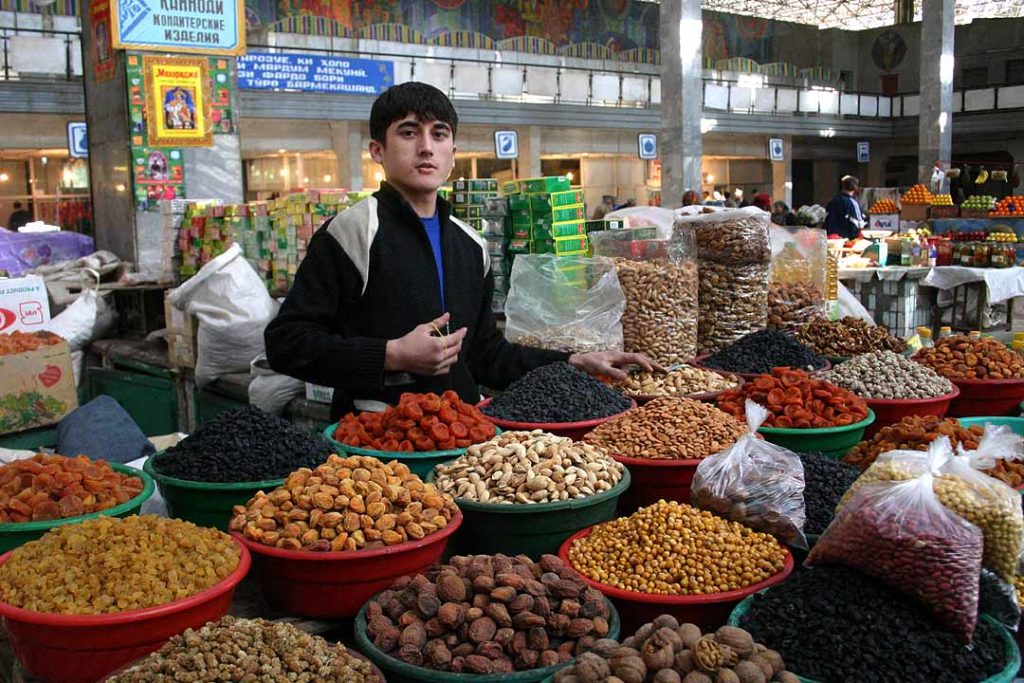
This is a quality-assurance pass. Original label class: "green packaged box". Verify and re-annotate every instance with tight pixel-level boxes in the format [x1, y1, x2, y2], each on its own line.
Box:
[510, 208, 533, 225]
[550, 189, 585, 207]
[552, 205, 586, 223]
[508, 195, 532, 211]
[502, 176, 571, 195]
[533, 236, 589, 255]
[509, 225, 532, 240]
[453, 178, 497, 192]
[533, 220, 587, 240]
[464, 205, 484, 219]
[507, 238, 532, 254]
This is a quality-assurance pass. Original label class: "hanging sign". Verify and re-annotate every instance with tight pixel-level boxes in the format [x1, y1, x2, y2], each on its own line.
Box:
[494, 130, 518, 160]
[769, 138, 784, 162]
[90, 0, 116, 83]
[857, 141, 870, 163]
[67, 122, 88, 158]
[638, 133, 657, 160]
[237, 53, 394, 95]
[144, 55, 213, 147]
[111, 0, 246, 56]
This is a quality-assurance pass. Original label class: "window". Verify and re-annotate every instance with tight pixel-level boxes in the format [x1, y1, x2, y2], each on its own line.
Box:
[961, 67, 988, 89]
[1006, 59, 1024, 85]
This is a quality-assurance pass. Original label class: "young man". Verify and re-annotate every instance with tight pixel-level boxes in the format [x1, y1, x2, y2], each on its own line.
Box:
[824, 175, 865, 239]
[265, 82, 654, 419]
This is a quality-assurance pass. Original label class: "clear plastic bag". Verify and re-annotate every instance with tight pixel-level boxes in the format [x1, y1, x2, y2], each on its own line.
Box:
[808, 438, 984, 642]
[691, 400, 807, 548]
[504, 254, 626, 354]
[768, 227, 828, 330]
[675, 207, 771, 353]
[979, 567, 1020, 632]
[590, 227, 698, 365]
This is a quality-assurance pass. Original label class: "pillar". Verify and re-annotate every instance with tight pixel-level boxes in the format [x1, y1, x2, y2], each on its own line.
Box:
[771, 137, 793, 208]
[329, 121, 364, 191]
[660, 0, 703, 205]
[918, 0, 954, 186]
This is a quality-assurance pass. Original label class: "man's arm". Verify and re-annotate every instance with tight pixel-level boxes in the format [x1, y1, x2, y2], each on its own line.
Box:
[264, 230, 388, 393]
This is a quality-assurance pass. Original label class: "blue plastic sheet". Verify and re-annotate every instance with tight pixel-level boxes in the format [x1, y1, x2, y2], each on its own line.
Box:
[0, 229, 95, 276]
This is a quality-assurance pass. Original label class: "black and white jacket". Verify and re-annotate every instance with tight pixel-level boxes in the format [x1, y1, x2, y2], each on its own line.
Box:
[265, 182, 567, 419]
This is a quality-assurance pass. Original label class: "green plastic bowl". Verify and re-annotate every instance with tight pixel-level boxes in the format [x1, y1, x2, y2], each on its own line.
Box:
[729, 596, 1021, 683]
[355, 591, 620, 683]
[426, 467, 631, 559]
[144, 453, 283, 532]
[757, 410, 875, 460]
[959, 417, 1024, 436]
[323, 423, 501, 479]
[0, 463, 155, 553]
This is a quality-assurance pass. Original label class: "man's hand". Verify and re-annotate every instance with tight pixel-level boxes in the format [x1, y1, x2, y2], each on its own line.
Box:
[567, 351, 663, 382]
[385, 313, 467, 376]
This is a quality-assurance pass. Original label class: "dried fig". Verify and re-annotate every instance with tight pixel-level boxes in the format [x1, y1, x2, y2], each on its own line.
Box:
[436, 571, 467, 603]
[467, 616, 497, 644]
[451, 642, 475, 658]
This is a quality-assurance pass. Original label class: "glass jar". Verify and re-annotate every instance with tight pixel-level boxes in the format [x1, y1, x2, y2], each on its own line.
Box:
[972, 242, 991, 268]
[999, 243, 1016, 268]
[959, 242, 974, 267]
[951, 242, 963, 265]
[936, 240, 953, 266]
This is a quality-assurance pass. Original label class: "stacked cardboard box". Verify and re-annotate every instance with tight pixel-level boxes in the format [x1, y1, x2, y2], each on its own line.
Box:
[479, 196, 510, 312]
[451, 178, 499, 231]
[175, 191, 349, 293]
[504, 180, 589, 260]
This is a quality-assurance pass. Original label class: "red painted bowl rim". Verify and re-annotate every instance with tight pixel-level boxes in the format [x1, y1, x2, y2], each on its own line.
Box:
[558, 526, 794, 605]
[861, 385, 960, 406]
[477, 398, 637, 431]
[231, 509, 463, 562]
[0, 535, 250, 627]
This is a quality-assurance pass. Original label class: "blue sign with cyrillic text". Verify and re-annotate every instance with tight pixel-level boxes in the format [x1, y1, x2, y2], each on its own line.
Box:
[237, 53, 394, 95]
[112, 0, 244, 55]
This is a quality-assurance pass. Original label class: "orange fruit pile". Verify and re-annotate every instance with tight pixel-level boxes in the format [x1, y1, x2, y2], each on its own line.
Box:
[901, 184, 934, 206]
[869, 199, 898, 214]
[991, 197, 1024, 217]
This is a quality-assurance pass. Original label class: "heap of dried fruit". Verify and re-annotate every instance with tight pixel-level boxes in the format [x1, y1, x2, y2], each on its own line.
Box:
[795, 317, 907, 357]
[332, 391, 496, 452]
[230, 455, 458, 552]
[0, 330, 62, 356]
[717, 368, 869, 428]
[0, 454, 144, 523]
[914, 335, 1024, 380]
[364, 554, 611, 674]
[553, 616, 798, 683]
[843, 415, 981, 470]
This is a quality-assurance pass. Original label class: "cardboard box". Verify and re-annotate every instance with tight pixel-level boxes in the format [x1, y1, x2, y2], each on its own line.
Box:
[901, 205, 929, 222]
[305, 383, 335, 403]
[0, 276, 50, 333]
[868, 214, 899, 231]
[0, 335, 77, 434]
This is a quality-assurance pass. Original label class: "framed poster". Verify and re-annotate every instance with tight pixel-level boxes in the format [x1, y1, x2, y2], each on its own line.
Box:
[90, 0, 116, 83]
[143, 55, 213, 147]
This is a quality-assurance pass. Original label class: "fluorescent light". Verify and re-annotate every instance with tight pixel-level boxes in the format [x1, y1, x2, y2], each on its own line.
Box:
[323, 174, 332, 183]
[820, 128, 836, 138]
[737, 74, 764, 89]
[566, 171, 574, 181]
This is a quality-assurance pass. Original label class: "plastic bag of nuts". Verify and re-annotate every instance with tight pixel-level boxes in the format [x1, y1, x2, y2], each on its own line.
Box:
[691, 400, 808, 548]
[433, 430, 624, 504]
[591, 227, 699, 365]
[505, 255, 626, 354]
[843, 428, 1024, 581]
[808, 438, 984, 642]
[675, 207, 771, 353]
[767, 227, 828, 331]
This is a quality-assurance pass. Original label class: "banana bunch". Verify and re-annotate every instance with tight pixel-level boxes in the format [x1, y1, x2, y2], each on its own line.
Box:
[976, 167, 990, 184]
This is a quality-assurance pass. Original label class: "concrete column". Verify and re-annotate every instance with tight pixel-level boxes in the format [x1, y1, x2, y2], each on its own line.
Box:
[918, 0, 954, 185]
[516, 126, 542, 179]
[660, 0, 703, 203]
[771, 137, 793, 208]
[328, 121, 364, 191]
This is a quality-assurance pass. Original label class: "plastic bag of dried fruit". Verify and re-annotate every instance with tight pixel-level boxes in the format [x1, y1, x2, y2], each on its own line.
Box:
[691, 400, 808, 548]
[768, 226, 828, 330]
[591, 226, 698, 365]
[809, 437, 984, 642]
[505, 255, 626, 354]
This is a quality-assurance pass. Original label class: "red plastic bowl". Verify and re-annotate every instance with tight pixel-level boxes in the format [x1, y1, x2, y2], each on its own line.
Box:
[477, 398, 637, 441]
[609, 454, 703, 511]
[692, 354, 831, 382]
[948, 377, 1024, 417]
[233, 510, 462, 618]
[862, 385, 960, 438]
[558, 527, 794, 633]
[0, 536, 250, 683]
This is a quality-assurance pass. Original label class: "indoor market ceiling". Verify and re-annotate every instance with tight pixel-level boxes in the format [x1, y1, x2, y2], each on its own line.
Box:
[697, 0, 1024, 30]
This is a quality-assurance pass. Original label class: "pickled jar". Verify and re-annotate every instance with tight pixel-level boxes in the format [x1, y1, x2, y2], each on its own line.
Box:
[959, 242, 974, 267]
[972, 242, 990, 268]
[936, 240, 954, 266]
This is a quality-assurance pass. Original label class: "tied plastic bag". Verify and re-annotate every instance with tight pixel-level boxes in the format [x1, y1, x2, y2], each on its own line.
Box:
[167, 244, 278, 388]
[691, 400, 807, 548]
[248, 354, 304, 416]
[809, 438, 984, 642]
[505, 255, 625, 354]
[768, 227, 827, 330]
[979, 567, 1020, 632]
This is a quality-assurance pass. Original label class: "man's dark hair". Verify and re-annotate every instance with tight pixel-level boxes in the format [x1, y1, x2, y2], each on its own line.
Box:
[841, 175, 859, 192]
[370, 82, 458, 144]
[12, 201, 21, 209]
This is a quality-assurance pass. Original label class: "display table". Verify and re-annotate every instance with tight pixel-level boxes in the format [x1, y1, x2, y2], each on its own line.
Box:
[839, 265, 1023, 335]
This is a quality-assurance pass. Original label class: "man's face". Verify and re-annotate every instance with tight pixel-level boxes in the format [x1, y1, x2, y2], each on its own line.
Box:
[369, 115, 456, 196]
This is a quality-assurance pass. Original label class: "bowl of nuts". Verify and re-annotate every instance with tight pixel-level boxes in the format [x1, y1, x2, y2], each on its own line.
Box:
[229, 454, 464, 618]
[914, 336, 1024, 417]
[614, 365, 743, 405]
[353, 553, 621, 683]
[0, 516, 250, 683]
[559, 502, 794, 633]
[430, 431, 630, 558]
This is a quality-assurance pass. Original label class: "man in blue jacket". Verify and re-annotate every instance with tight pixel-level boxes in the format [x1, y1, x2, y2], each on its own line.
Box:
[824, 175, 865, 239]
[265, 82, 654, 419]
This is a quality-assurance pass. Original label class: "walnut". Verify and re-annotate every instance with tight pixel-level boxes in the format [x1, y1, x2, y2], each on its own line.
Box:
[733, 661, 767, 683]
[572, 652, 611, 683]
[714, 626, 755, 657]
[695, 635, 727, 673]
[678, 623, 702, 649]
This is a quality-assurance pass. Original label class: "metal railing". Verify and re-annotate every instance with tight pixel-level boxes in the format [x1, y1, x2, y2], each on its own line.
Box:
[0, 26, 81, 81]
